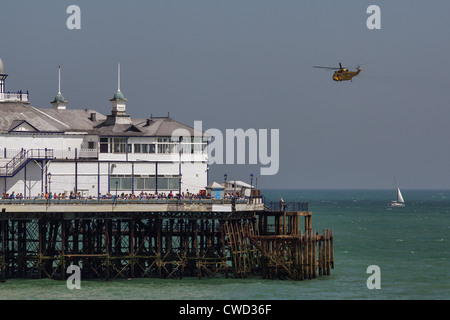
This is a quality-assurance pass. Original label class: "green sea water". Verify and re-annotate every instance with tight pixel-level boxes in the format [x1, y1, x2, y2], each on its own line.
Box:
[0, 189, 449, 300]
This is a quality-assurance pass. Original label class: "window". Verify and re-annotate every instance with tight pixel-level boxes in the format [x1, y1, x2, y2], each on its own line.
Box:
[109, 175, 179, 191]
[157, 136, 178, 154]
[157, 137, 170, 143]
[133, 143, 155, 153]
[153, 136, 207, 155]
[100, 138, 108, 153]
[145, 177, 156, 189]
[168, 177, 179, 190]
[110, 176, 121, 190]
[158, 144, 170, 154]
[100, 137, 138, 154]
[110, 175, 132, 190]
[156, 177, 179, 190]
[135, 177, 145, 190]
[112, 138, 126, 153]
[134, 176, 156, 190]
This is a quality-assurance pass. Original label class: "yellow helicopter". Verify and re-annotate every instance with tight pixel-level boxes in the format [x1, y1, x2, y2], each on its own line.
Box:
[313, 63, 362, 82]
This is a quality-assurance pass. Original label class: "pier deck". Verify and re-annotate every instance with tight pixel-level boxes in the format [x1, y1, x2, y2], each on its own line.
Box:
[0, 199, 263, 218]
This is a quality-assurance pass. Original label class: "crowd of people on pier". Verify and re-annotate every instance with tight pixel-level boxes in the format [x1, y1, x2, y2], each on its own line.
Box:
[1, 190, 248, 201]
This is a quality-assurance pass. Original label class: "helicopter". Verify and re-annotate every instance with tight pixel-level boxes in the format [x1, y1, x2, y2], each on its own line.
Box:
[313, 63, 362, 82]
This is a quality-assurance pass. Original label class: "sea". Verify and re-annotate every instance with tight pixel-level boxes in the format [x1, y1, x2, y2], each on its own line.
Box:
[0, 189, 448, 301]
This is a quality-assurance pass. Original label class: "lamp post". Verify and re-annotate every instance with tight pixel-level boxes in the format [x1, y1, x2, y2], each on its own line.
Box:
[179, 173, 182, 200]
[48, 172, 52, 199]
[179, 136, 183, 199]
[250, 173, 254, 203]
[224, 173, 228, 199]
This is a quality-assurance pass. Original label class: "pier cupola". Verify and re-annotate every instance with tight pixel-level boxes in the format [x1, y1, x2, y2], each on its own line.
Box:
[51, 66, 68, 110]
[0, 56, 7, 93]
[110, 63, 128, 116]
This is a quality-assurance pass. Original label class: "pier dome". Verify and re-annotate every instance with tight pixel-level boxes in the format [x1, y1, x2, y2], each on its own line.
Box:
[112, 90, 125, 100]
[52, 92, 66, 103]
[0, 57, 5, 74]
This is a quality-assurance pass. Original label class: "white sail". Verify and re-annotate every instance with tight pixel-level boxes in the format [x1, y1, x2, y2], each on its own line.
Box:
[388, 178, 405, 207]
[397, 187, 404, 203]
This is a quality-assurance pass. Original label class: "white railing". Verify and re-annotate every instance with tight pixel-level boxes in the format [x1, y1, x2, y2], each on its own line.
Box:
[52, 148, 98, 159]
[1, 148, 98, 160]
[0, 92, 29, 102]
[78, 148, 98, 158]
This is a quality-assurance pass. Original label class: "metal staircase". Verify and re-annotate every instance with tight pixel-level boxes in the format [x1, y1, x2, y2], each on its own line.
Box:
[0, 149, 53, 177]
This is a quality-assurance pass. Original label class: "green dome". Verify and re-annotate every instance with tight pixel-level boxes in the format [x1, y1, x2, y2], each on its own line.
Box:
[52, 92, 66, 102]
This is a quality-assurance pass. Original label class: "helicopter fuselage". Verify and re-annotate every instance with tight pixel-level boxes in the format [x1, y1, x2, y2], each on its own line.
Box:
[333, 69, 362, 81]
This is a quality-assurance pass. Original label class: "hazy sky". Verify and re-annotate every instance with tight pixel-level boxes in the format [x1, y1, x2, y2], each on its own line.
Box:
[1, 0, 450, 189]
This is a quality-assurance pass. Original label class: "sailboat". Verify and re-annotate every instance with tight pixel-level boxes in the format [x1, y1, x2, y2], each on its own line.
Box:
[388, 178, 405, 207]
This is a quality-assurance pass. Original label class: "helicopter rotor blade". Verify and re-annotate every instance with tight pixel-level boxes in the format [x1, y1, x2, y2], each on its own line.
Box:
[313, 66, 339, 70]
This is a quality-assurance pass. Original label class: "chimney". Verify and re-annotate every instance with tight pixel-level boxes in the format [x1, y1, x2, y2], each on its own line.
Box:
[90, 112, 97, 121]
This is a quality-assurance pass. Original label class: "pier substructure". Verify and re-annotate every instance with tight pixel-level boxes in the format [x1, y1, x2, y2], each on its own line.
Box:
[0, 201, 334, 281]
[228, 211, 334, 280]
[0, 212, 253, 280]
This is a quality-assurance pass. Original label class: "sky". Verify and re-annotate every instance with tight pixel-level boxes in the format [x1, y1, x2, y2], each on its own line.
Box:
[1, 0, 450, 190]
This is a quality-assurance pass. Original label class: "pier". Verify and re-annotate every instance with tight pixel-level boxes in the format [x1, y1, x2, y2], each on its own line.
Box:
[0, 198, 333, 281]
[0, 56, 334, 283]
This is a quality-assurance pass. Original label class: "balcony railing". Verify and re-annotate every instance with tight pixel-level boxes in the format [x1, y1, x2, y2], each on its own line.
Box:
[1, 148, 98, 160]
[265, 201, 309, 212]
[78, 148, 98, 158]
[0, 91, 29, 102]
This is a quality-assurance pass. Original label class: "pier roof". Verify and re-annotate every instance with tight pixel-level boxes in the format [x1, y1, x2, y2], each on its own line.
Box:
[0, 102, 204, 137]
[0, 102, 63, 132]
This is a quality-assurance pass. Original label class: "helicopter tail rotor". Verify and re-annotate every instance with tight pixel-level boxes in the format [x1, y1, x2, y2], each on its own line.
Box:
[356, 63, 369, 71]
